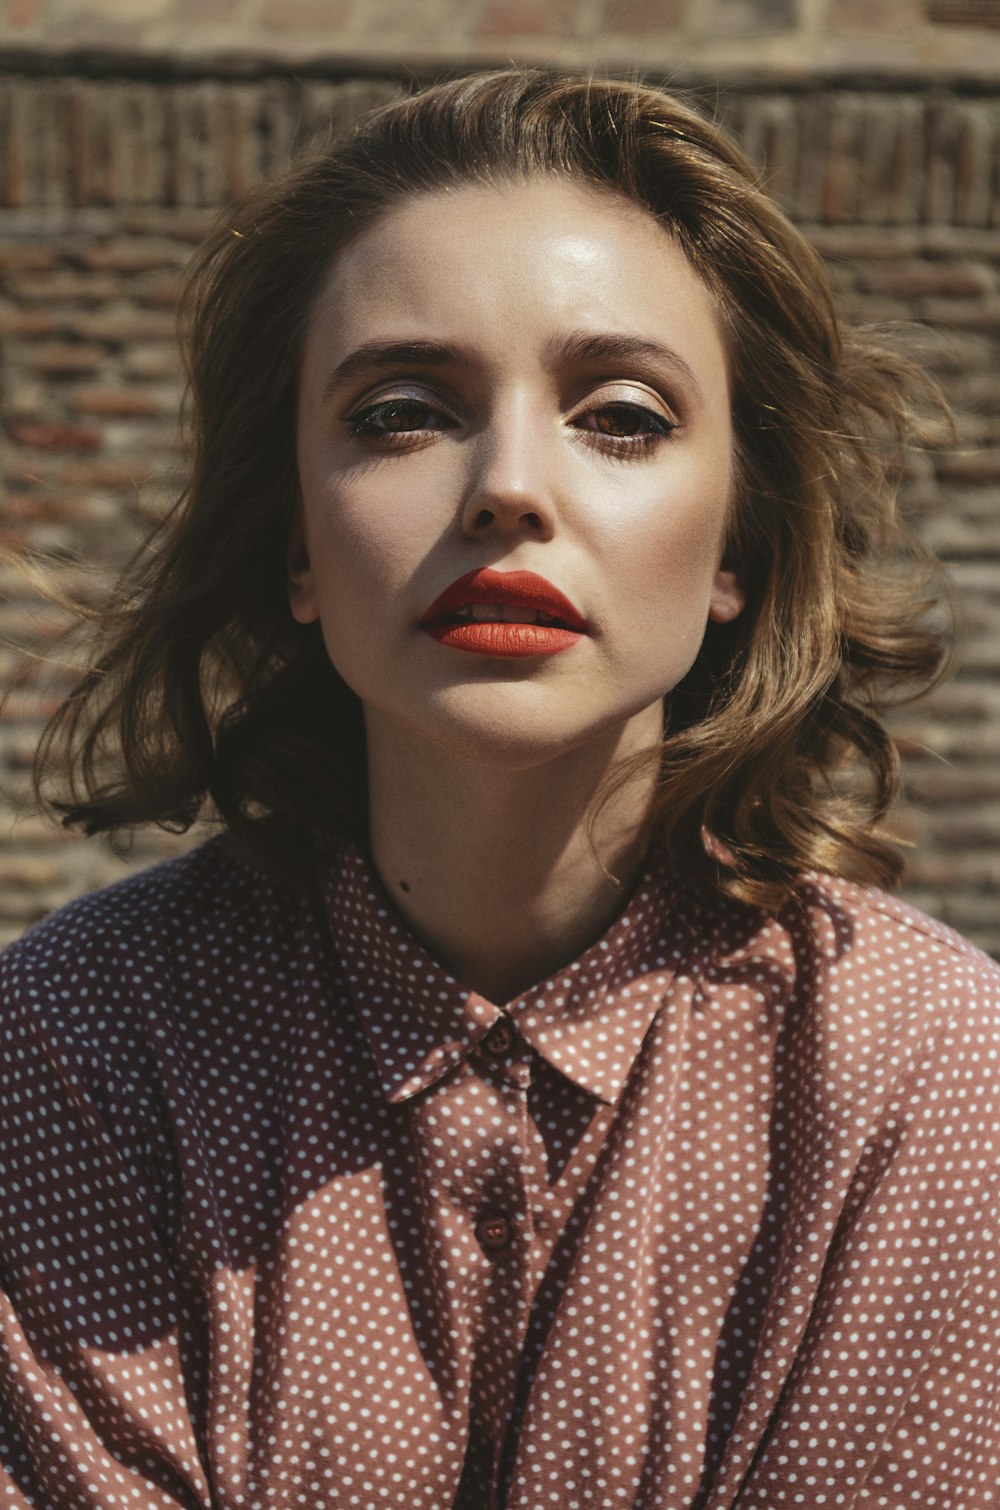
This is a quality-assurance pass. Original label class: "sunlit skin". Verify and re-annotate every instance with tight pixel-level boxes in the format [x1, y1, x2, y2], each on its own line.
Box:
[291, 179, 744, 1000]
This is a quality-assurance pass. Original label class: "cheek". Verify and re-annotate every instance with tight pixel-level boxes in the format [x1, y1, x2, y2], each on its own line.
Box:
[296, 474, 442, 674]
[622, 464, 732, 598]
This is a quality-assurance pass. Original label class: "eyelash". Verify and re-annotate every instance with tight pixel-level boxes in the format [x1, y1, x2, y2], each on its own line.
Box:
[348, 399, 453, 442]
[345, 397, 679, 455]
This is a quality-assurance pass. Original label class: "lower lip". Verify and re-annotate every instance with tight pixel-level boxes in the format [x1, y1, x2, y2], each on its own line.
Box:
[424, 623, 584, 657]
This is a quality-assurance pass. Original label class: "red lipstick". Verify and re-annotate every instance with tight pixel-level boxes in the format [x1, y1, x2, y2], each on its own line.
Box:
[420, 568, 587, 657]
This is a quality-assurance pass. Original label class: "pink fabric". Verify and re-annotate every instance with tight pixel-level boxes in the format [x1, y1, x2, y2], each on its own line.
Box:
[1, 836, 998, 1507]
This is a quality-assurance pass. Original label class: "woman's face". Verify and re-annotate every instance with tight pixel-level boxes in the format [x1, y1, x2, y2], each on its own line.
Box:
[292, 177, 743, 771]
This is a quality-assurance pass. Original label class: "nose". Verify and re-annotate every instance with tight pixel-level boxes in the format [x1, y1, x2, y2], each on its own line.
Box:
[459, 402, 558, 542]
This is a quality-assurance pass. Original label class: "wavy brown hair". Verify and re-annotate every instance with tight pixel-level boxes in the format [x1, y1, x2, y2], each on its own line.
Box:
[33, 68, 952, 906]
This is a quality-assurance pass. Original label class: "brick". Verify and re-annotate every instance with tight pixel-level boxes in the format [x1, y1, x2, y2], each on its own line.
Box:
[0, 308, 59, 337]
[70, 309, 177, 343]
[901, 856, 963, 887]
[24, 342, 106, 375]
[921, 295, 1000, 328]
[807, 227, 924, 259]
[0, 691, 66, 722]
[0, 600, 67, 640]
[822, 95, 867, 224]
[936, 448, 1000, 482]
[0, 890, 54, 925]
[842, 293, 912, 322]
[79, 238, 189, 273]
[102, 424, 177, 458]
[0, 80, 29, 210]
[906, 767, 1000, 803]
[945, 413, 999, 449]
[176, 0, 243, 20]
[58, 0, 188, 19]
[122, 208, 217, 242]
[0, 857, 63, 888]
[0, 815, 80, 847]
[6, 381, 50, 419]
[0, 491, 116, 524]
[4, 0, 48, 24]
[922, 227, 1000, 258]
[480, 0, 579, 36]
[789, 97, 839, 225]
[71, 388, 162, 417]
[162, 83, 228, 208]
[259, 0, 352, 26]
[56, 458, 146, 488]
[7, 420, 103, 451]
[858, 264, 993, 298]
[123, 346, 181, 380]
[597, 0, 685, 28]
[858, 97, 924, 227]
[736, 97, 799, 208]
[138, 274, 183, 308]
[0, 244, 57, 273]
[14, 271, 122, 304]
[3, 459, 53, 493]
[934, 817, 1000, 852]
[919, 331, 995, 373]
[829, 0, 923, 29]
[696, 0, 796, 35]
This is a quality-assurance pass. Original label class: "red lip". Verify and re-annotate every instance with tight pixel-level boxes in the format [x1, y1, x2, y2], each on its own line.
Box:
[421, 569, 586, 630]
[419, 568, 587, 658]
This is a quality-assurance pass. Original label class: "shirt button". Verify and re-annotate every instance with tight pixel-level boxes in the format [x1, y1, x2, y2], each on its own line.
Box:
[476, 1212, 513, 1251]
[481, 1017, 515, 1059]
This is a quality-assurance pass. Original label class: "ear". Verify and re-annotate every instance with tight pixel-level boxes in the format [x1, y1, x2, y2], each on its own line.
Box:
[707, 568, 745, 625]
[287, 511, 319, 625]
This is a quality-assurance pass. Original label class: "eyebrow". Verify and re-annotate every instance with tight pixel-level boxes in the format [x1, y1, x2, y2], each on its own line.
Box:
[548, 331, 704, 402]
[321, 331, 704, 403]
[322, 341, 463, 402]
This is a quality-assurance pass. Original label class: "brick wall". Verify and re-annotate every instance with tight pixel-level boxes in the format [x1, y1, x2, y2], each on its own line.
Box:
[2, 0, 1000, 76]
[2, 63, 999, 956]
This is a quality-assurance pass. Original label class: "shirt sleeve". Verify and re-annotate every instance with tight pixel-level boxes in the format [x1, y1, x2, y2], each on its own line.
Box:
[855, 1228, 1000, 1506]
[728, 908, 1000, 1509]
[0, 943, 213, 1510]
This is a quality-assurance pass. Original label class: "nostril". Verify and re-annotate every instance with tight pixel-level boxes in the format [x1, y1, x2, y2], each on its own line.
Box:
[475, 509, 495, 529]
[524, 512, 542, 531]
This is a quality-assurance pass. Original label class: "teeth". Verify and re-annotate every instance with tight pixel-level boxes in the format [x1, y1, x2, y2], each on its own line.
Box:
[454, 604, 560, 625]
[503, 607, 542, 624]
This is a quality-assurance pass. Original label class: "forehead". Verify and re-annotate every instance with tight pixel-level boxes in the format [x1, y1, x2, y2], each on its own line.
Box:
[302, 177, 729, 394]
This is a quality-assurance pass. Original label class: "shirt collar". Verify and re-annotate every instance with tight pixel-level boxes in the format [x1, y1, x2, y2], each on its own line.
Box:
[318, 844, 694, 1107]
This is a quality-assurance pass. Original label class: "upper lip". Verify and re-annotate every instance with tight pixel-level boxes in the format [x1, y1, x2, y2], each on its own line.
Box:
[420, 568, 587, 630]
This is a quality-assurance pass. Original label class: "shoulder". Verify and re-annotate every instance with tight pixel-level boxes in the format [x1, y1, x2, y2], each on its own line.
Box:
[769, 875, 1000, 1114]
[695, 874, 1000, 1101]
[792, 872, 1000, 1006]
[0, 837, 310, 1039]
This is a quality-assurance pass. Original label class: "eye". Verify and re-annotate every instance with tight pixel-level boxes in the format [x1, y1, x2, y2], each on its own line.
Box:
[347, 397, 456, 442]
[574, 401, 678, 452]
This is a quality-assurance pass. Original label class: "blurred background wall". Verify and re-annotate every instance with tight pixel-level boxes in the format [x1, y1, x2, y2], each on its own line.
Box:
[1, 0, 999, 955]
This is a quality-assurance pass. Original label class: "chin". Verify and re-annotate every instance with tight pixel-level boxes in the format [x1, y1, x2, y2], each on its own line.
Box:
[385, 684, 666, 773]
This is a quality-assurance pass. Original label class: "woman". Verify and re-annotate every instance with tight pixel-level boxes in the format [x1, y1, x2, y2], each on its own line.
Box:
[2, 70, 997, 1509]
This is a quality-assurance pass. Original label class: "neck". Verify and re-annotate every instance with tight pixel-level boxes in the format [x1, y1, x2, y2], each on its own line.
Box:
[365, 714, 661, 1003]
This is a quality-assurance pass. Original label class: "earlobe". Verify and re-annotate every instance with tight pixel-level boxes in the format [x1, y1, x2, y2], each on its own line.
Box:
[287, 514, 319, 625]
[708, 569, 745, 624]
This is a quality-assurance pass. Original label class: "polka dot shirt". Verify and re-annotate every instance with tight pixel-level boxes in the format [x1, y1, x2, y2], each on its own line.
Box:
[1, 836, 998, 1508]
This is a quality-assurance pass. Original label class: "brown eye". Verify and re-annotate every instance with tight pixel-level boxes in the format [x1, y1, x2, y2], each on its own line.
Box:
[579, 403, 676, 444]
[363, 401, 428, 433]
[594, 405, 646, 437]
[348, 398, 454, 439]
